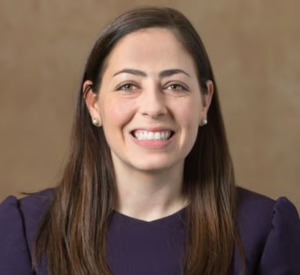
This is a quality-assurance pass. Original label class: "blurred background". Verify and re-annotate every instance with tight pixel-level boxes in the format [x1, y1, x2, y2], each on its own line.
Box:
[0, 0, 299, 211]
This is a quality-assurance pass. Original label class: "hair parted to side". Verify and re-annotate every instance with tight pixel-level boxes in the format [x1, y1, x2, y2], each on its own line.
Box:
[32, 6, 245, 275]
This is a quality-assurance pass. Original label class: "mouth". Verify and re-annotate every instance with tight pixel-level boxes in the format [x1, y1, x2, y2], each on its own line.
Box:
[131, 130, 175, 141]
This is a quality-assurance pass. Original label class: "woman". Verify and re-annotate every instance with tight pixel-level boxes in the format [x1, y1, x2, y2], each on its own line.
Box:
[0, 6, 299, 275]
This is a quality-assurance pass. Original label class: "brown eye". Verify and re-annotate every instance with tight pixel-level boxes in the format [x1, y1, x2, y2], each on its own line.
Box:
[167, 83, 188, 91]
[117, 83, 136, 91]
[170, 84, 182, 90]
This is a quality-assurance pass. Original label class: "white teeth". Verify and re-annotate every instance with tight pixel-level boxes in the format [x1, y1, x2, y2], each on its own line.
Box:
[133, 131, 173, 140]
[148, 132, 154, 140]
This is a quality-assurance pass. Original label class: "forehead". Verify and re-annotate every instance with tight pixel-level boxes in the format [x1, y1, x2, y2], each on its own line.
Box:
[103, 28, 196, 75]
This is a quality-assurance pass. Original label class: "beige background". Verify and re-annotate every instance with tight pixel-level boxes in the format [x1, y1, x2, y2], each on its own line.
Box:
[0, 0, 299, 211]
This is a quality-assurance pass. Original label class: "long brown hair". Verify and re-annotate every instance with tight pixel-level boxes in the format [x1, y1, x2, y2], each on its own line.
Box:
[32, 6, 244, 275]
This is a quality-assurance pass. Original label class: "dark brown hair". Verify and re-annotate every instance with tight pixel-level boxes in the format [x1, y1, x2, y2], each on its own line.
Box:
[32, 6, 244, 275]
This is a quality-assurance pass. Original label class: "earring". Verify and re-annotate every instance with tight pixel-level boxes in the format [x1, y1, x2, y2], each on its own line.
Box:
[202, 118, 208, 126]
[92, 118, 100, 126]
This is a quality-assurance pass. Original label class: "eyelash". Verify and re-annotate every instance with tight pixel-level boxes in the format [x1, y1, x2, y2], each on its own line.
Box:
[116, 83, 138, 91]
[116, 82, 189, 92]
[166, 83, 188, 91]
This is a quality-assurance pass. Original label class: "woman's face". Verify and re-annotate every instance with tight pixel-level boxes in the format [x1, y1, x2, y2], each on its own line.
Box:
[85, 28, 212, 174]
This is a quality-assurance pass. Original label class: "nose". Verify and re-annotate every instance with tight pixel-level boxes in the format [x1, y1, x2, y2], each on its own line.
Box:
[138, 85, 167, 119]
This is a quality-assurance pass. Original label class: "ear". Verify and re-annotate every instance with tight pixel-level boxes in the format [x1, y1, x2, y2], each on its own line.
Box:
[199, 80, 214, 124]
[83, 80, 102, 126]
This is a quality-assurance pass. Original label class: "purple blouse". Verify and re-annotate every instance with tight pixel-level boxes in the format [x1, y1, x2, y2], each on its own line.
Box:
[0, 187, 299, 275]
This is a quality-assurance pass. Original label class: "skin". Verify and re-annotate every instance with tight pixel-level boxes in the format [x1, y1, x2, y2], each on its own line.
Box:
[84, 28, 213, 221]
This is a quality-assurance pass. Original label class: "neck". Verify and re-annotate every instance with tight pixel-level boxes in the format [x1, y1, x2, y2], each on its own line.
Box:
[113, 160, 187, 222]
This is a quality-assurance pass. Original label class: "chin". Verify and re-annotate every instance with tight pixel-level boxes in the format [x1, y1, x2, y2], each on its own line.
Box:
[129, 159, 182, 174]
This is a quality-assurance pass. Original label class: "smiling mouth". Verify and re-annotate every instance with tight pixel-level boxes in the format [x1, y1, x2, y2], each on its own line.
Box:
[131, 130, 174, 141]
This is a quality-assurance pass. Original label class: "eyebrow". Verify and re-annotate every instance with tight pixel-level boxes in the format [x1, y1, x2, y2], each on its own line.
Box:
[113, 68, 191, 78]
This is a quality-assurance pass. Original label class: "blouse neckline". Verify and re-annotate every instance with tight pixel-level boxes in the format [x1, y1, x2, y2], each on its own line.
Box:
[112, 205, 188, 229]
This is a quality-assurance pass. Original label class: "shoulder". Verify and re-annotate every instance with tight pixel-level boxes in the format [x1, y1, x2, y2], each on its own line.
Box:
[236, 187, 300, 237]
[18, 188, 55, 222]
[0, 189, 54, 275]
[0, 188, 54, 236]
[234, 187, 300, 274]
[19, 189, 55, 249]
[236, 187, 276, 234]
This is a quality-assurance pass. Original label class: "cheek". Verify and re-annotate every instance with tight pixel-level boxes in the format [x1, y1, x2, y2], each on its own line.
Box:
[173, 98, 201, 151]
[175, 98, 201, 128]
[100, 98, 136, 128]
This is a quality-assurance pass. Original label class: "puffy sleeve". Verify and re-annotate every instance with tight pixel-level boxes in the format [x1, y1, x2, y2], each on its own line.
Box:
[0, 196, 35, 275]
[257, 197, 300, 274]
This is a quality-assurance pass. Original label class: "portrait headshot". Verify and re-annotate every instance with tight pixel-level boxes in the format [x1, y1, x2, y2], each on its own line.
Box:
[0, 2, 299, 275]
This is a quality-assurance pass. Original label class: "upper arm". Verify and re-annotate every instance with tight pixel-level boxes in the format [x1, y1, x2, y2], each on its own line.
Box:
[0, 196, 35, 275]
[257, 197, 300, 275]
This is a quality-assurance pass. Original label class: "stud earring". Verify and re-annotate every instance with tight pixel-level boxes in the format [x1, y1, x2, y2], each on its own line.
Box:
[92, 118, 100, 126]
[202, 118, 208, 126]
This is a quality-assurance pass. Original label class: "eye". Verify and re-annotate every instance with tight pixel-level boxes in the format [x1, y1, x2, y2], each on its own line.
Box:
[116, 83, 137, 91]
[166, 83, 189, 92]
